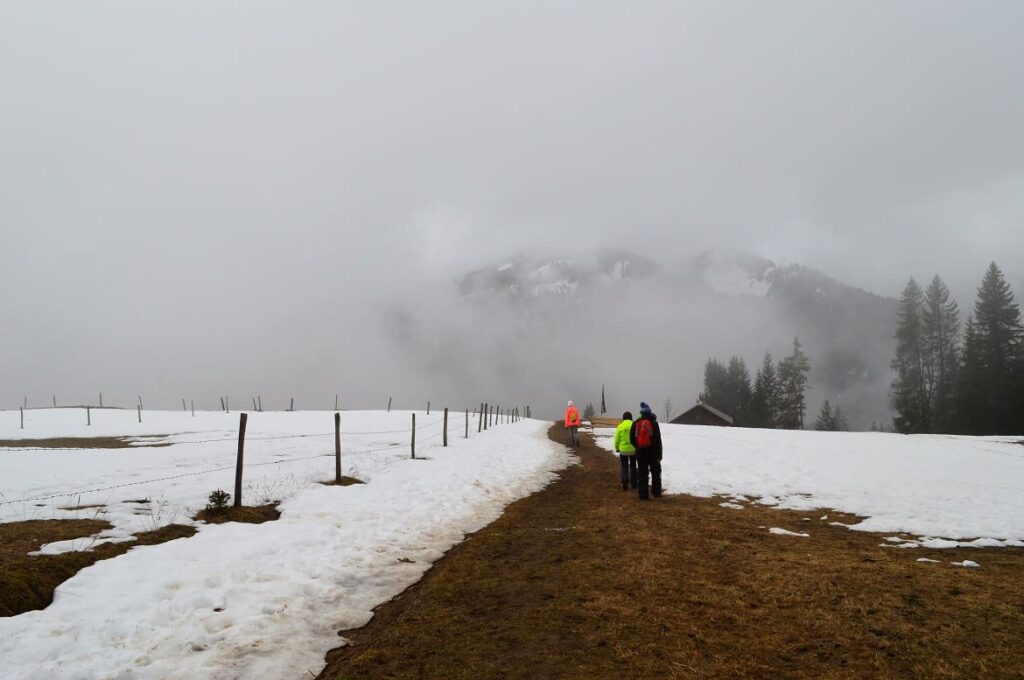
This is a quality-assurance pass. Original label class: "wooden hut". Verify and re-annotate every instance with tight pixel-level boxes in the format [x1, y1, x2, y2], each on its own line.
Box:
[670, 401, 734, 427]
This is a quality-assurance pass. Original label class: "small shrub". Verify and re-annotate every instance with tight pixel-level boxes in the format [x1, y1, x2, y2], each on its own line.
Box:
[205, 489, 231, 513]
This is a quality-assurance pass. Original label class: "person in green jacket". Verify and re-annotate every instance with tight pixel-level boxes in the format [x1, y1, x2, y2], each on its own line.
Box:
[614, 411, 638, 491]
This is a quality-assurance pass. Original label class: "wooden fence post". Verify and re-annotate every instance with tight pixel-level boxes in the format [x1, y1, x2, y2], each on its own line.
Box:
[478, 403, 483, 433]
[220, 397, 225, 412]
[182, 398, 187, 412]
[252, 397, 257, 411]
[465, 408, 469, 438]
[443, 407, 448, 447]
[411, 413, 416, 459]
[20, 406, 24, 429]
[226, 396, 230, 413]
[99, 392, 103, 408]
[257, 396, 262, 412]
[191, 400, 195, 417]
[427, 401, 431, 415]
[388, 396, 392, 412]
[483, 403, 488, 430]
[53, 395, 57, 408]
[234, 413, 248, 508]
[289, 397, 294, 412]
[335, 411, 342, 483]
[137, 404, 141, 423]
[138, 395, 143, 410]
[87, 406, 91, 426]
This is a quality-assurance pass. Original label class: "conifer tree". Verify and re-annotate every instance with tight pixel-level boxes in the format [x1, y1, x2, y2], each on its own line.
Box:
[777, 338, 811, 429]
[922, 275, 960, 432]
[751, 352, 779, 428]
[957, 316, 984, 434]
[726, 356, 753, 425]
[891, 278, 929, 433]
[814, 400, 835, 431]
[971, 262, 1023, 434]
[702, 359, 730, 412]
[832, 405, 848, 431]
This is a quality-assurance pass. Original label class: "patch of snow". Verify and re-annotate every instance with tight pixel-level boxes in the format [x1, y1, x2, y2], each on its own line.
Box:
[916, 558, 941, 563]
[951, 560, 981, 568]
[769, 527, 810, 537]
[591, 422, 1024, 548]
[719, 502, 744, 510]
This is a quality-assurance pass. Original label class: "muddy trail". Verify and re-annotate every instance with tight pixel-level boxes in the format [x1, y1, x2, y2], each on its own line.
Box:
[319, 424, 1024, 679]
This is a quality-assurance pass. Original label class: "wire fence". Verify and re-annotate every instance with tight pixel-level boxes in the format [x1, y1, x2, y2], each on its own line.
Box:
[0, 406, 516, 507]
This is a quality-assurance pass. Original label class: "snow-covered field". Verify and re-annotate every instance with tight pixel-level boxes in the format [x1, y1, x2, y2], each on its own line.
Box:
[0, 408, 570, 679]
[593, 423, 1024, 549]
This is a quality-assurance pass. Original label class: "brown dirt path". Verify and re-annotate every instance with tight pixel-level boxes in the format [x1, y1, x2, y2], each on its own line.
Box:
[319, 424, 1024, 679]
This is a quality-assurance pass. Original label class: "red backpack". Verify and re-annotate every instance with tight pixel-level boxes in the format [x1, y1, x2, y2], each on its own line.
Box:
[635, 419, 654, 448]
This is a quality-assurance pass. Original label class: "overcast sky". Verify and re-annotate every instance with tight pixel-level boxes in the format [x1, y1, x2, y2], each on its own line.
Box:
[2, 1, 1023, 410]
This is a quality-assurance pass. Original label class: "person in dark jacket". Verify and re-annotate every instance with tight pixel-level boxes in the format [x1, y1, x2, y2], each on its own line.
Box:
[629, 401, 663, 500]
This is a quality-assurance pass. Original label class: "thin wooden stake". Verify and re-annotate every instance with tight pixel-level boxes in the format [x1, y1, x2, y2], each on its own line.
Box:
[182, 398, 187, 412]
[258, 395, 262, 412]
[427, 401, 431, 415]
[290, 397, 294, 412]
[220, 397, 225, 411]
[191, 400, 195, 417]
[226, 396, 229, 413]
[253, 397, 258, 411]
[99, 392, 103, 408]
[411, 413, 416, 459]
[137, 404, 141, 423]
[465, 408, 469, 439]
[388, 396, 392, 413]
[87, 406, 91, 426]
[443, 407, 448, 447]
[138, 395, 143, 410]
[478, 403, 483, 433]
[234, 413, 248, 508]
[20, 406, 24, 429]
[53, 395, 57, 408]
[335, 411, 342, 483]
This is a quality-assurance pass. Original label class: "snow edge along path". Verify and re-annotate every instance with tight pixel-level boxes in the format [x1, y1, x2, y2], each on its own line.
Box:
[590, 423, 1024, 549]
[0, 420, 572, 680]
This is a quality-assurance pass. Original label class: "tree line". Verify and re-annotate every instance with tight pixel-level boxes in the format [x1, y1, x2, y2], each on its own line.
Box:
[891, 262, 1023, 435]
[700, 338, 836, 430]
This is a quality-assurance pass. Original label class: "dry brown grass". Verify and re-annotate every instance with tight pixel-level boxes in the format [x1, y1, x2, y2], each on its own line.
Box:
[320, 424, 1024, 679]
[193, 503, 281, 524]
[320, 476, 365, 487]
[0, 436, 170, 449]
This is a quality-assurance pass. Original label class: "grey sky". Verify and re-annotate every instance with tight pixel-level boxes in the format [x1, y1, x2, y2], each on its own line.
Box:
[2, 2, 1023, 411]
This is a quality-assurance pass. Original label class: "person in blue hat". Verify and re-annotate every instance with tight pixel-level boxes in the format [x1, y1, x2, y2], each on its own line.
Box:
[629, 401, 663, 500]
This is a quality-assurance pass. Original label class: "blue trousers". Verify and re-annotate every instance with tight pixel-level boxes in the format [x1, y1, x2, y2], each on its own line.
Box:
[619, 454, 638, 488]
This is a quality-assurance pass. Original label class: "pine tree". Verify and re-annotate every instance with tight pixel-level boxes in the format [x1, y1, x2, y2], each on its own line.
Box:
[891, 278, 929, 433]
[971, 262, 1023, 434]
[702, 359, 730, 412]
[922, 275, 960, 432]
[832, 405, 848, 431]
[777, 338, 811, 429]
[814, 400, 835, 431]
[726, 356, 753, 425]
[751, 352, 779, 428]
[957, 316, 984, 434]
[583, 402, 596, 421]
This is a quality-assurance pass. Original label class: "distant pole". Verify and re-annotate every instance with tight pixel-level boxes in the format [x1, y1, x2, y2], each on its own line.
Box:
[226, 396, 230, 413]
[99, 392, 103, 408]
[483, 403, 488, 431]
[53, 395, 57, 408]
[427, 401, 431, 415]
[257, 395, 262, 412]
[23, 396, 27, 409]
[253, 397, 258, 411]
[137, 404, 142, 423]
[220, 397, 225, 412]
[87, 406, 91, 426]
[191, 400, 195, 417]
[334, 411, 342, 483]
[387, 396, 392, 413]
[20, 406, 24, 429]
[411, 413, 416, 459]
[233, 413, 247, 508]
[182, 398, 187, 412]
[465, 408, 469, 439]
[478, 403, 483, 433]
[443, 407, 448, 447]
[290, 397, 294, 412]
[138, 395, 143, 410]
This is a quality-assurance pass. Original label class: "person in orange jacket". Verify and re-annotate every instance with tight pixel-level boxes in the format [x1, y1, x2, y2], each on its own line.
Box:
[564, 400, 582, 448]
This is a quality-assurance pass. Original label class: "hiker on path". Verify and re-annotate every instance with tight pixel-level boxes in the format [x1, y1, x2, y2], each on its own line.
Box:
[614, 411, 638, 491]
[564, 400, 582, 448]
[629, 401, 663, 500]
